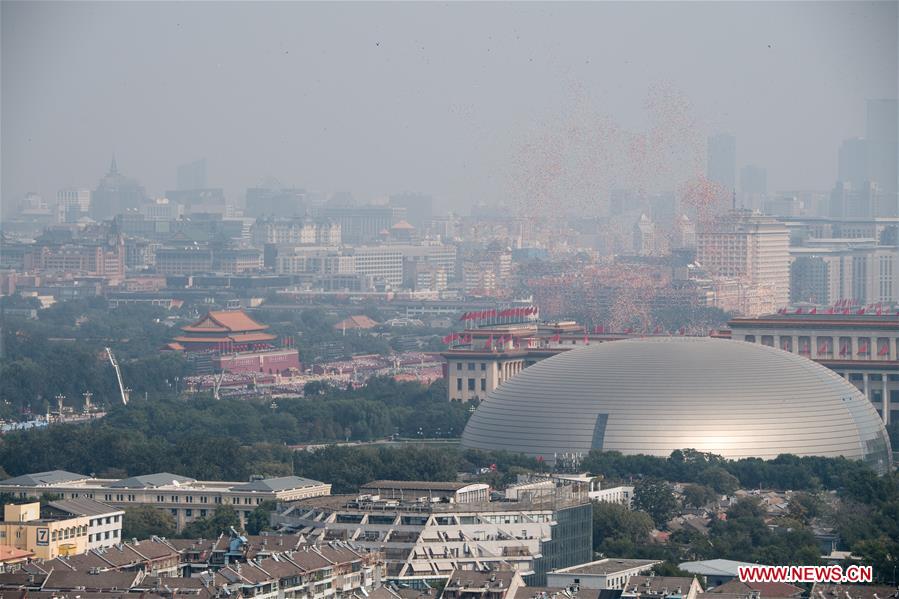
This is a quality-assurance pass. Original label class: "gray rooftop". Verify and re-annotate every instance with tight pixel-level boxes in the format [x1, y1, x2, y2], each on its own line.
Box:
[0, 470, 88, 487]
[230, 476, 327, 492]
[678, 559, 764, 576]
[553, 559, 660, 576]
[108, 473, 196, 489]
[47, 498, 124, 517]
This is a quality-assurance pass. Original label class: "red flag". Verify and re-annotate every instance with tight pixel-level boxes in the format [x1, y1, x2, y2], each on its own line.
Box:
[876, 306, 883, 316]
[679, 326, 686, 335]
[858, 341, 869, 355]
[442, 332, 459, 344]
[550, 333, 561, 343]
[778, 308, 786, 314]
[809, 308, 817, 314]
[594, 324, 605, 334]
[825, 307, 834, 314]
[879, 343, 889, 356]
[843, 308, 851, 315]
[796, 307, 804, 314]
[857, 308, 866, 315]
[653, 325, 662, 335]
[488, 334, 494, 350]
[840, 343, 850, 356]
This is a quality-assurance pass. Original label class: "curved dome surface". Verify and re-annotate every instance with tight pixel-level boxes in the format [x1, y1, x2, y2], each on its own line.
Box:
[461, 338, 892, 473]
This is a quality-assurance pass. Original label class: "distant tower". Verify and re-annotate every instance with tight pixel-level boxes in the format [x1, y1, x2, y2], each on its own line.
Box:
[707, 133, 737, 190]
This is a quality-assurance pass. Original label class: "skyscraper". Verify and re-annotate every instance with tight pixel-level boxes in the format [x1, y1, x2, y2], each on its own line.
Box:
[176, 158, 207, 190]
[838, 137, 868, 189]
[707, 133, 736, 190]
[91, 157, 147, 220]
[866, 99, 898, 215]
[740, 165, 767, 195]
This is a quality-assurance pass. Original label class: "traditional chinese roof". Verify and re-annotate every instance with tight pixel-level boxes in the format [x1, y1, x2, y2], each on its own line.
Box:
[181, 310, 268, 334]
[172, 332, 276, 344]
[334, 315, 379, 330]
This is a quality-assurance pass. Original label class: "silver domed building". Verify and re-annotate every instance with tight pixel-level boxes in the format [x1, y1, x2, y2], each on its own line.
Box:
[461, 338, 892, 473]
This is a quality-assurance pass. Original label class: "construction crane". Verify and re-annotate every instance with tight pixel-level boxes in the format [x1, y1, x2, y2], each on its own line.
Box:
[105, 347, 130, 405]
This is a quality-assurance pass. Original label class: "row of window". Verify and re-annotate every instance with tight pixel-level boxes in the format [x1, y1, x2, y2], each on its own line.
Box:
[89, 529, 120, 542]
[456, 378, 488, 392]
[457, 362, 488, 371]
[90, 515, 120, 526]
[743, 334, 898, 359]
[171, 508, 254, 520]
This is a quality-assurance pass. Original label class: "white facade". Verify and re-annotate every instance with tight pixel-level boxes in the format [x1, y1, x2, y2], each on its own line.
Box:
[547, 559, 661, 590]
[697, 210, 790, 315]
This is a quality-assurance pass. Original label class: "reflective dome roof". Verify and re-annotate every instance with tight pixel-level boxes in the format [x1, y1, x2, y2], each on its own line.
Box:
[461, 338, 892, 473]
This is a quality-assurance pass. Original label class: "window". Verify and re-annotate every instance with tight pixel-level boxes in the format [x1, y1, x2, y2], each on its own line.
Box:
[744, 335, 756, 343]
[468, 362, 475, 370]
[480, 363, 486, 371]
[200, 496, 208, 504]
[480, 379, 486, 391]
[186, 509, 193, 517]
[468, 378, 475, 391]
[456, 363, 462, 371]
[200, 509, 208, 517]
[186, 495, 194, 503]
[171, 508, 178, 516]
[456, 378, 462, 391]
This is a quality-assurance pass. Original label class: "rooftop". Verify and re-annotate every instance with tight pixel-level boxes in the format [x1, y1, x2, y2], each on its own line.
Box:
[678, 559, 765, 577]
[553, 559, 660, 577]
[108, 473, 196, 489]
[48, 498, 124, 517]
[360, 480, 472, 492]
[1, 470, 88, 487]
[232, 476, 327, 493]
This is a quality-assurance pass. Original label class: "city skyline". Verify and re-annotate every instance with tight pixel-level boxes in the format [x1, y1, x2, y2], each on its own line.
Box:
[3, 1, 896, 212]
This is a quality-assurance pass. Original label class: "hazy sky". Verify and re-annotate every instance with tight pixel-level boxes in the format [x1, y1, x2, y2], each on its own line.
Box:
[2, 1, 896, 213]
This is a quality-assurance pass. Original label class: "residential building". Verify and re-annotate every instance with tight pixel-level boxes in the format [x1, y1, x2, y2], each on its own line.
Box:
[357, 481, 489, 504]
[0, 471, 331, 532]
[45, 498, 124, 551]
[546, 560, 661, 591]
[272, 480, 593, 586]
[623, 576, 703, 599]
[0, 502, 90, 559]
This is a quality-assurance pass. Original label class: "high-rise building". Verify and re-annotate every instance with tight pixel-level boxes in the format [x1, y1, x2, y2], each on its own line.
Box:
[245, 187, 306, 218]
[389, 192, 434, 231]
[176, 158, 207, 190]
[707, 133, 736, 190]
[56, 189, 91, 223]
[696, 210, 790, 314]
[320, 205, 400, 244]
[91, 157, 147, 220]
[866, 99, 898, 214]
[740, 165, 767, 195]
[838, 137, 869, 189]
